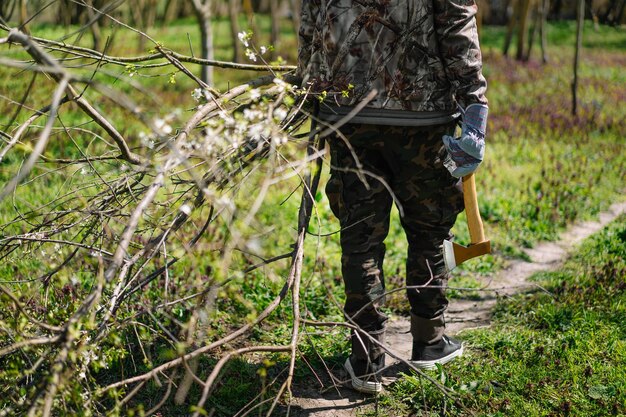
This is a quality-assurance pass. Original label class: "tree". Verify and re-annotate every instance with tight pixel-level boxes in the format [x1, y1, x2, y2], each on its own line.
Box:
[162, 0, 194, 25]
[228, 0, 242, 62]
[191, 0, 214, 85]
[572, 0, 585, 115]
[290, 0, 302, 38]
[503, 0, 549, 62]
[601, 0, 626, 25]
[0, 0, 18, 22]
[128, 0, 159, 51]
[270, 0, 281, 59]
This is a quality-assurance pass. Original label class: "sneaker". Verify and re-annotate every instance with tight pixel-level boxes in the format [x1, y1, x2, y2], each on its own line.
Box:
[410, 335, 463, 370]
[344, 357, 383, 394]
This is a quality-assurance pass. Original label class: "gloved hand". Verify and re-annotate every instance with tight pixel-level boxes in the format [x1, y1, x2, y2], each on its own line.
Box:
[442, 104, 488, 178]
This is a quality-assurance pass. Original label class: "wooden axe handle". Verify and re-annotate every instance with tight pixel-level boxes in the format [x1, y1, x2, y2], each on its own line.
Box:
[462, 173, 486, 244]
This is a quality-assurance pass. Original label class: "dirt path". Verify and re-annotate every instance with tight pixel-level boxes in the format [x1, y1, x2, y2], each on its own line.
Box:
[287, 202, 626, 417]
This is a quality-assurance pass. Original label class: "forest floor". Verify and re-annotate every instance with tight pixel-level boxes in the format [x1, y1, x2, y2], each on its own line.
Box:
[287, 201, 626, 417]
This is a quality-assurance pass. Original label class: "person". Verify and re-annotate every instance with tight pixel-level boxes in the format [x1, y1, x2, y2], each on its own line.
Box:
[297, 0, 488, 394]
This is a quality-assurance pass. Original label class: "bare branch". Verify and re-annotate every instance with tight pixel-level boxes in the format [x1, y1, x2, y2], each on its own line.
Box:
[5, 29, 142, 165]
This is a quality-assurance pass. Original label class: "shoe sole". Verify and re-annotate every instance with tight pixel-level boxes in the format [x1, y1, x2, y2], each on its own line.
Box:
[344, 358, 382, 394]
[409, 344, 464, 370]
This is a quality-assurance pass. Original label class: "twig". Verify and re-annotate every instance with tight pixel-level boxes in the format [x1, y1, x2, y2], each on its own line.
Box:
[0, 75, 68, 202]
[0, 336, 61, 357]
[0, 285, 62, 332]
[0, 24, 297, 71]
[5, 29, 142, 165]
[191, 345, 292, 417]
[0, 98, 72, 163]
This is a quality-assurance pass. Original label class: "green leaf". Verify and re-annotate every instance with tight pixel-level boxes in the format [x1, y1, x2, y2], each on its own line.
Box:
[588, 385, 615, 400]
[189, 406, 209, 416]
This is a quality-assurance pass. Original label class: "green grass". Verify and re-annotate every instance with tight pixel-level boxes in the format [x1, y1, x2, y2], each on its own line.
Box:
[382, 214, 626, 416]
[479, 20, 626, 53]
[1, 17, 626, 416]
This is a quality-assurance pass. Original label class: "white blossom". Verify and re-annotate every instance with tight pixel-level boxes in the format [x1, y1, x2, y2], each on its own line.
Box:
[272, 133, 288, 146]
[249, 88, 261, 100]
[248, 123, 265, 140]
[191, 88, 204, 101]
[238, 31, 249, 47]
[273, 77, 293, 93]
[234, 122, 247, 135]
[245, 48, 257, 62]
[155, 118, 173, 135]
[274, 107, 288, 120]
[179, 204, 192, 216]
[243, 108, 262, 121]
[246, 238, 262, 254]
[192, 88, 213, 103]
[219, 111, 235, 126]
[217, 196, 236, 212]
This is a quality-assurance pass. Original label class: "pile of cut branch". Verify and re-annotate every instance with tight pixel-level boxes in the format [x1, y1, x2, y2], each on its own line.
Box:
[0, 17, 332, 414]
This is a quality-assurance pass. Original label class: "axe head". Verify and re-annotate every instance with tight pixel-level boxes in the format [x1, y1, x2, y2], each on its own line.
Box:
[443, 239, 491, 271]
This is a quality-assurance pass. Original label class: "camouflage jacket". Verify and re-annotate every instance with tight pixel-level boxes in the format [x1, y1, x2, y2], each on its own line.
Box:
[297, 0, 488, 113]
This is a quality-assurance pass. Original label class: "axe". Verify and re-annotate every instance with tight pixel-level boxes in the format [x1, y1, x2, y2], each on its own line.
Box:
[443, 173, 491, 270]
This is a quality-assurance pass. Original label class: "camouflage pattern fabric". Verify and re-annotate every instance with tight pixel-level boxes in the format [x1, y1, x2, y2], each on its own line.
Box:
[326, 122, 464, 344]
[298, 0, 488, 111]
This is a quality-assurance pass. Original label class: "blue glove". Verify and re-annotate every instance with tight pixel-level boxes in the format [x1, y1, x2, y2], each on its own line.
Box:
[442, 104, 488, 178]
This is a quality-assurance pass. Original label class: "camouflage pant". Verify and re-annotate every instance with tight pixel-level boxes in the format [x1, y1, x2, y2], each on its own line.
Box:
[326, 122, 464, 355]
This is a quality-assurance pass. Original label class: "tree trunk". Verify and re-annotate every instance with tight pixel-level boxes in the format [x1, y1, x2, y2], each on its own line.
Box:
[586, 0, 599, 30]
[552, 0, 563, 18]
[192, 0, 214, 86]
[602, 0, 626, 25]
[228, 0, 242, 62]
[270, 0, 281, 59]
[504, 0, 520, 56]
[162, 0, 176, 24]
[84, 0, 102, 51]
[129, 0, 147, 51]
[199, 11, 214, 85]
[213, 0, 229, 17]
[290, 0, 302, 38]
[57, 0, 68, 25]
[242, 0, 260, 46]
[163, 0, 195, 24]
[145, 0, 158, 31]
[525, 9, 535, 60]
[540, 0, 549, 63]
[19, 0, 29, 33]
[0, 0, 17, 21]
[572, 0, 584, 116]
[618, 0, 626, 24]
[516, 0, 532, 60]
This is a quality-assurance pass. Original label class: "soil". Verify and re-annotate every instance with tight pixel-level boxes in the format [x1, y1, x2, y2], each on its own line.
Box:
[285, 202, 626, 417]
